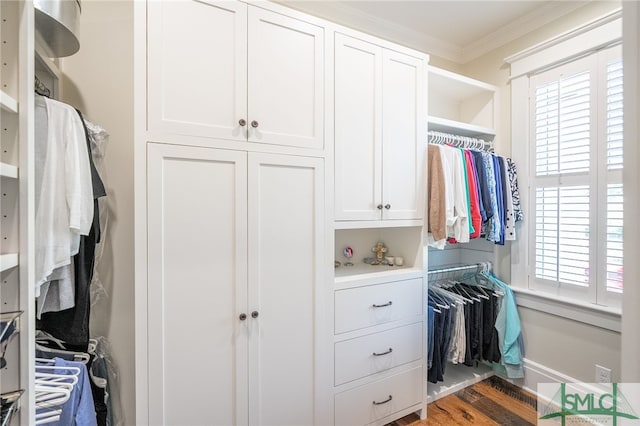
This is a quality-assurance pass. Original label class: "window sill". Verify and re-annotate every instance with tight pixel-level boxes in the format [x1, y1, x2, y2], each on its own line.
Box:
[510, 286, 621, 332]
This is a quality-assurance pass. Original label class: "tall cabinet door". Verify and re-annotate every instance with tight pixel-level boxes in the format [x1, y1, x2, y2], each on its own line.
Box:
[248, 7, 324, 150]
[334, 34, 383, 221]
[147, 1, 248, 141]
[147, 144, 248, 426]
[247, 153, 326, 425]
[381, 49, 425, 220]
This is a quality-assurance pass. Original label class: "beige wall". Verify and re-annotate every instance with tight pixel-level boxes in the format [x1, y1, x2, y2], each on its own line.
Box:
[457, 0, 623, 383]
[60, 1, 135, 424]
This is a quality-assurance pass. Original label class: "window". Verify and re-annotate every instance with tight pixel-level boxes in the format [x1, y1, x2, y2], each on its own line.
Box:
[528, 45, 622, 308]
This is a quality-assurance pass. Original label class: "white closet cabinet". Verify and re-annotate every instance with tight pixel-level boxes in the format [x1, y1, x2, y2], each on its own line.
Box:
[334, 33, 425, 224]
[147, 0, 324, 150]
[146, 143, 325, 425]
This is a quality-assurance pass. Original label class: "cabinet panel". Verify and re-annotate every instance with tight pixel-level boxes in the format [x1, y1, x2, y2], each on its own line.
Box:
[334, 34, 382, 221]
[148, 1, 247, 141]
[147, 144, 248, 425]
[334, 366, 423, 426]
[334, 322, 422, 385]
[382, 50, 425, 220]
[248, 154, 325, 425]
[248, 7, 324, 149]
[334, 278, 423, 334]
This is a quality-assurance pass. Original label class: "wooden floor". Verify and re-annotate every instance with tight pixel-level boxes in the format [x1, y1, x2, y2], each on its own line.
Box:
[391, 376, 538, 425]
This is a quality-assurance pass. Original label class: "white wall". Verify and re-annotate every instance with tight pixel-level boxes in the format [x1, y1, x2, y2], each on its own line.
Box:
[459, 1, 623, 384]
[59, 1, 135, 424]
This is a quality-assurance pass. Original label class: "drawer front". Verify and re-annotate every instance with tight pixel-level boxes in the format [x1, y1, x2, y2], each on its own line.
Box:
[335, 366, 423, 426]
[335, 278, 423, 334]
[335, 322, 423, 386]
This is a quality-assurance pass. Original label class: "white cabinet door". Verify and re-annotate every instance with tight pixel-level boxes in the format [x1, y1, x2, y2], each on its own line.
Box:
[147, 1, 248, 141]
[334, 34, 383, 221]
[147, 144, 248, 426]
[247, 153, 326, 425]
[248, 7, 324, 149]
[381, 50, 425, 220]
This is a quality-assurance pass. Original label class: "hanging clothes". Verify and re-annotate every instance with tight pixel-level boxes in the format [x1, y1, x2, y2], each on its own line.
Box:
[426, 145, 446, 245]
[426, 140, 523, 249]
[38, 112, 108, 349]
[34, 96, 94, 297]
[427, 266, 524, 383]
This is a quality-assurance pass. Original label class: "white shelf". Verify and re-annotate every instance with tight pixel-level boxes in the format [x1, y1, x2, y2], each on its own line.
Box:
[334, 219, 422, 230]
[334, 264, 423, 285]
[428, 116, 496, 139]
[426, 362, 494, 403]
[0, 253, 19, 272]
[428, 66, 497, 101]
[0, 162, 18, 179]
[0, 90, 18, 114]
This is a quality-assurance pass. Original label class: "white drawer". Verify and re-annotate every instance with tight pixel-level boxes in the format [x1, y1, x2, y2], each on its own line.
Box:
[334, 278, 423, 334]
[335, 366, 423, 426]
[335, 322, 423, 386]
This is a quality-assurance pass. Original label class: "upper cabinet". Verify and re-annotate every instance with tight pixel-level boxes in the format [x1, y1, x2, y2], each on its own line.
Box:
[334, 33, 426, 226]
[427, 66, 498, 139]
[147, 1, 324, 150]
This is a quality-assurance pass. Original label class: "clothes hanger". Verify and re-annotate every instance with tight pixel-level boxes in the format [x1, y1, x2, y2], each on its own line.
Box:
[35, 342, 90, 364]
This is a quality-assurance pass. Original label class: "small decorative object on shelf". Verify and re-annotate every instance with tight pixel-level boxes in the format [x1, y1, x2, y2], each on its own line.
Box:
[342, 246, 354, 266]
[371, 242, 388, 265]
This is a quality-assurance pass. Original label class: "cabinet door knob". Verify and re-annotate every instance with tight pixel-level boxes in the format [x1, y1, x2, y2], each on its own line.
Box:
[251, 120, 259, 128]
[239, 313, 247, 321]
[377, 204, 383, 210]
[239, 119, 247, 126]
[384, 204, 391, 210]
[372, 395, 393, 406]
[251, 311, 259, 319]
[372, 348, 393, 357]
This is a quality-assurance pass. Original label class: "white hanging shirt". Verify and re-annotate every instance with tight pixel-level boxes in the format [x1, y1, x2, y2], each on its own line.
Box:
[440, 145, 470, 243]
[35, 97, 94, 296]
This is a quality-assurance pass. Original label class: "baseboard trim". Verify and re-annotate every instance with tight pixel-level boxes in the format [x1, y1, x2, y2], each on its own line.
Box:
[502, 358, 580, 397]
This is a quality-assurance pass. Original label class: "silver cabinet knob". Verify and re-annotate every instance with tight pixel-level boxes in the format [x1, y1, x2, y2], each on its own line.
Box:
[251, 311, 259, 319]
[251, 120, 259, 128]
[377, 204, 383, 210]
[239, 313, 247, 321]
[384, 204, 391, 210]
[239, 119, 247, 126]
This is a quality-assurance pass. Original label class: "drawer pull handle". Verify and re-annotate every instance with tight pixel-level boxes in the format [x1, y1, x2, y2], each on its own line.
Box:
[372, 395, 392, 406]
[372, 301, 392, 308]
[372, 348, 393, 357]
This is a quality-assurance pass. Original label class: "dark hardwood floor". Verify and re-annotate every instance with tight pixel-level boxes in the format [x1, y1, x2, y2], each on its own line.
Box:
[391, 376, 538, 425]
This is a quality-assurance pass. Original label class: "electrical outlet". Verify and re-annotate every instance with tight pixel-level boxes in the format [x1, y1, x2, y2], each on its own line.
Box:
[595, 364, 612, 383]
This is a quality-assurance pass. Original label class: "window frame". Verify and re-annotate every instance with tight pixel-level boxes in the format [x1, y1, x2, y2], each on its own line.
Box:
[526, 47, 622, 309]
[507, 12, 622, 319]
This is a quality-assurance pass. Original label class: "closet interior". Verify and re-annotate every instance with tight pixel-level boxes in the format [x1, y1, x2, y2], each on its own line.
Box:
[2, 2, 117, 424]
[2, 0, 629, 424]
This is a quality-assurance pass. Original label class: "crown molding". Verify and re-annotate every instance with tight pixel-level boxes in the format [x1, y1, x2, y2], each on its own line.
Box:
[278, 0, 463, 62]
[461, 1, 588, 63]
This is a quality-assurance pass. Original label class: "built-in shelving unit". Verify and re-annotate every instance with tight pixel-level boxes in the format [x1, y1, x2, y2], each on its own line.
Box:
[1, 1, 34, 424]
[426, 67, 500, 404]
[428, 65, 498, 141]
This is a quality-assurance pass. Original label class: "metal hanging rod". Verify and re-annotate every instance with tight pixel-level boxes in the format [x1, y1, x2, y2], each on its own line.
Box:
[428, 130, 494, 152]
[427, 261, 492, 282]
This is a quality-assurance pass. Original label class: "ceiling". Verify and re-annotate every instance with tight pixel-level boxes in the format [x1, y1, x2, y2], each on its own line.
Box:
[280, 1, 590, 63]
